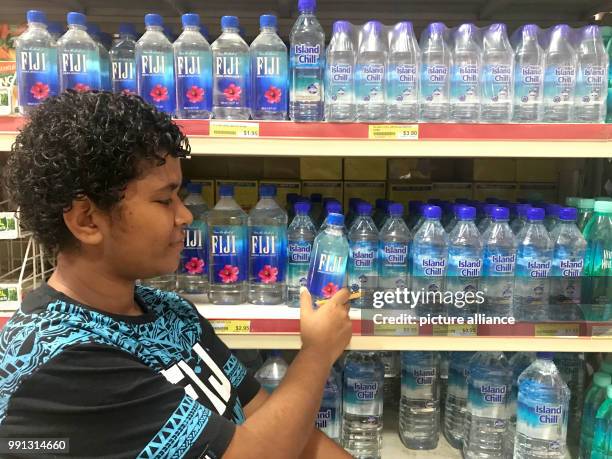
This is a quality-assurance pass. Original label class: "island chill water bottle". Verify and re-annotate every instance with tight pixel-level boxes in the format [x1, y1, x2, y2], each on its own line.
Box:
[419, 22, 451, 122]
[325, 20, 355, 122]
[355, 20, 387, 121]
[574, 25, 608, 123]
[287, 201, 316, 307]
[505, 352, 536, 458]
[543, 24, 577, 123]
[318, 369, 342, 444]
[379, 203, 411, 309]
[512, 25, 545, 122]
[178, 183, 208, 295]
[480, 23, 514, 123]
[450, 23, 482, 123]
[386, 21, 420, 122]
[347, 202, 379, 308]
[110, 23, 137, 95]
[444, 351, 475, 449]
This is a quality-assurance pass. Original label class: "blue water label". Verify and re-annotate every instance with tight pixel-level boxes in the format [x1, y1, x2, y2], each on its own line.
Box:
[175, 50, 212, 113]
[517, 393, 566, 441]
[252, 51, 288, 113]
[326, 63, 353, 105]
[482, 248, 516, 277]
[210, 225, 247, 285]
[544, 65, 576, 105]
[355, 63, 385, 104]
[213, 53, 249, 108]
[248, 226, 287, 284]
[179, 221, 208, 277]
[420, 64, 449, 103]
[287, 240, 312, 287]
[344, 377, 382, 415]
[290, 43, 323, 103]
[59, 49, 101, 91]
[316, 406, 339, 435]
[17, 47, 59, 109]
[575, 64, 607, 106]
[450, 64, 480, 104]
[482, 64, 512, 104]
[348, 241, 378, 293]
[401, 364, 436, 400]
[307, 249, 347, 300]
[468, 379, 509, 419]
[111, 57, 136, 94]
[137, 51, 176, 113]
[514, 64, 543, 106]
[379, 241, 409, 288]
[386, 63, 418, 105]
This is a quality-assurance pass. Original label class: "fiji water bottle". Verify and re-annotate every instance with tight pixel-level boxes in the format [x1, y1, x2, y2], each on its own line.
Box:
[379, 203, 411, 308]
[136, 14, 176, 114]
[289, 0, 325, 121]
[513, 25, 545, 122]
[342, 351, 384, 459]
[579, 371, 612, 459]
[207, 185, 248, 304]
[178, 183, 208, 295]
[47, 22, 63, 42]
[174, 13, 212, 119]
[255, 350, 288, 393]
[211, 16, 249, 119]
[386, 21, 420, 122]
[248, 185, 287, 305]
[347, 202, 379, 308]
[543, 25, 577, 122]
[317, 369, 342, 443]
[57, 12, 101, 92]
[306, 213, 349, 304]
[505, 352, 536, 458]
[250, 14, 288, 120]
[399, 351, 440, 450]
[287, 201, 316, 307]
[481, 23, 514, 123]
[325, 21, 355, 122]
[419, 22, 451, 121]
[554, 352, 586, 448]
[450, 24, 482, 122]
[574, 25, 609, 123]
[444, 351, 475, 449]
[88, 24, 111, 91]
[16, 10, 58, 114]
[514, 352, 570, 459]
[110, 24, 137, 94]
[355, 21, 387, 122]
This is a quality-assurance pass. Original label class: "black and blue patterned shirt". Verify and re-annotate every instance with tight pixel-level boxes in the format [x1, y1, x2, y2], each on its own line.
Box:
[0, 284, 260, 458]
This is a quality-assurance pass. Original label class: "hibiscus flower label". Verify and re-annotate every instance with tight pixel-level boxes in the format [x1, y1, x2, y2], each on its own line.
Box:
[210, 225, 247, 285]
[175, 50, 212, 115]
[248, 226, 287, 284]
[213, 54, 248, 108]
[137, 51, 176, 114]
[179, 223, 208, 277]
[18, 46, 58, 108]
[252, 52, 288, 115]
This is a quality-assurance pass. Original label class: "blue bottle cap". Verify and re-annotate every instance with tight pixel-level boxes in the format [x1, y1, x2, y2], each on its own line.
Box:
[310, 193, 322, 203]
[119, 23, 136, 35]
[260, 184, 277, 197]
[408, 200, 422, 214]
[219, 185, 234, 197]
[375, 198, 386, 209]
[326, 201, 342, 215]
[27, 10, 46, 24]
[456, 206, 476, 220]
[294, 201, 311, 214]
[357, 202, 373, 216]
[536, 352, 554, 360]
[488, 23, 508, 35]
[364, 20, 383, 35]
[186, 182, 203, 194]
[484, 204, 496, 216]
[221, 15, 239, 29]
[545, 204, 561, 217]
[394, 21, 414, 35]
[298, 0, 316, 12]
[333, 20, 351, 35]
[491, 207, 510, 221]
[67, 12, 87, 27]
[423, 205, 442, 219]
[558, 207, 577, 221]
[182, 13, 200, 27]
[260, 14, 277, 29]
[427, 22, 447, 35]
[144, 13, 164, 28]
[388, 203, 404, 216]
[326, 213, 344, 227]
[527, 207, 545, 221]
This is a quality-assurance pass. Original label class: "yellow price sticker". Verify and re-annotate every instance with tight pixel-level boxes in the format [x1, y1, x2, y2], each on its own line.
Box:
[591, 326, 612, 338]
[535, 323, 580, 337]
[210, 319, 251, 334]
[209, 121, 260, 138]
[447, 324, 478, 336]
[374, 323, 419, 336]
[368, 124, 419, 140]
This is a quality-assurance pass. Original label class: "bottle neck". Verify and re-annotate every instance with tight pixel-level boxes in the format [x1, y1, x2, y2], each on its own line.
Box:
[222, 27, 240, 34]
[146, 25, 164, 33]
[68, 24, 87, 31]
[299, 9, 315, 15]
[119, 33, 135, 40]
[260, 26, 277, 33]
[183, 25, 199, 32]
[28, 22, 47, 30]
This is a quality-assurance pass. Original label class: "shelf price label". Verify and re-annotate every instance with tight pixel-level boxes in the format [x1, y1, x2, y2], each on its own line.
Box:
[209, 121, 260, 138]
[591, 326, 612, 338]
[210, 319, 251, 334]
[535, 323, 580, 337]
[373, 323, 418, 336]
[368, 124, 419, 140]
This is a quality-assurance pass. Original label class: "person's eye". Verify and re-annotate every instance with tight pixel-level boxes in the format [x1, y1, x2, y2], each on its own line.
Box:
[156, 199, 172, 206]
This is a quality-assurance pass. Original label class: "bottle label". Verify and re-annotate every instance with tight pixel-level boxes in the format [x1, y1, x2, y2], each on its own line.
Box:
[516, 247, 552, 303]
[544, 65, 575, 105]
[355, 63, 385, 104]
[412, 251, 447, 278]
[137, 51, 176, 113]
[379, 241, 409, 289]
[551, 247, 584, 304]
[447, 364, 469, 398]
[447, 249, 482, 296]
[419, 64, 449, 103]
[252, 51, 288, 113]
[287, 240, 312, 288]
[210, 225, 247, 285]
[111, 57, 136, 94]
[468, 379, 509, 421]
[179, 221, 208, 277]
[307, 249, 347, 300]
[290, 44, 323, 103]
[482, 64, 512, 104]
[450, 64, 480, 104]
[316, 405, 339, 439]
[584, 241, 612, 307]
[348, 241, 378, 293]
[482, 249, 516, 277]
[248, 226, 287, 284]
[17, 47, 58, 108]
[213, 53, 248, 108]
[386, 64, 417, 105]
[401, 364, 436, 400]
[517, 396, 567, 442]
[514, 64, 543, 106]
[175, 50, 212, 113]
[326, 63, 353, 105]
[344, 377, 382, 415]
[60, 49, 101, 91]
[575, 64, 607, 106]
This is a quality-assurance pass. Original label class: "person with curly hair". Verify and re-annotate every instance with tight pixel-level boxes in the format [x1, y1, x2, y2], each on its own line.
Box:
[0, 91, 352, 458]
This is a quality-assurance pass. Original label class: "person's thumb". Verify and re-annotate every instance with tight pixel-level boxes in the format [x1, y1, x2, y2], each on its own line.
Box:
[299, 286, 313, 318]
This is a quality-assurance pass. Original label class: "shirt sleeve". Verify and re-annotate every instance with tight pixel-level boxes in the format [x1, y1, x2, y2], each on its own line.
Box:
[0, 343, 236, 459]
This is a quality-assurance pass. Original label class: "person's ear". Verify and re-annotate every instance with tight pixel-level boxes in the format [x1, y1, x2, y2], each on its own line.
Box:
[62, 197, 106, 246]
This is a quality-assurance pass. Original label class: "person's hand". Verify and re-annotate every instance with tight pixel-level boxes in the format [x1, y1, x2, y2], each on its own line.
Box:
[299, 286, 352, 367]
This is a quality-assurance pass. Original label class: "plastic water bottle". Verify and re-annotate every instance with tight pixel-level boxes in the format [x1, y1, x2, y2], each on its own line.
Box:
[110, 24, 137, 94]
[174, 13, 212, 119]
[480, 207, 517, 318]
[463, 351, 512, 459]
[255, 350, 288, 393]
[57, 12, 101, 92]
[386, 22, 420, 122]
[419, 23, 450, 121]
[379, 203, 411, 308]
[380, 351, 400, 404]
[591, 383, 612, 458]
[136, 14, 175, 114]
[342, 351, 384, 459]
[411, 205, 448, 317]
[306, 213, 348, 304]
[447, 206, 483, 318]
[348, 202, 379, 308]
[576, 198, 595, 232]
[318, 200, 344, 234]
[177, 183, 208, 294]
[399, 351, 440, 450]
[514, 207, 553, 322]
[450, 24, 482, 122]
[554, 352, 586, 449]
[88, 24, 111, 91]
[248, 185, 287, 305]
[250, 14, 288, 120]
[581, 372, 612, 458]
[16, 10, 58, 114]
[544, 203, 561, 232]
[478, 204, 497, 234]
[575, 25, 609, 123]
[355, 21, 387, 121]
[481, 24, 514, 123]
[514, 352, 570, 459]
[543, 25, 577, 122]
[325, 21, 355, 122]
[505, 352, 536, 458]
[444, 351, 475, 449]
[512, 25, 545, 122]
[318, 369, 342, 443]
[211, 16, 250, 119]
[289, 0, 325, 121]
[287, 201, 316, 307]
[207, 185, 248, 304]
[511, 204, 532, 235]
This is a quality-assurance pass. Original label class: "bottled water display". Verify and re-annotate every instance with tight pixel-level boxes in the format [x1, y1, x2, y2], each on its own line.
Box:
[16, 10, 58, 114]
[342, 351, 384, 459]
[444, 351, 475, 449]
[450, 24, 482, 123]
[386, 21, 420, 122]
[318, 369, 342, 443]
[419, 22, 451, 122]
[511, 204, 531, 235]
[574, 25, 608, 123]
[248, 185, 288, 305]
[254, 350, 288, 393]
[398, 351, 440, 450]
[505, 352, 536, 458]
[325, 21, 355, 122]
[576, 198, 595, 232]
[543, 25, 577, 122]
[380, 351, 400, 404]
[178, 183, 208, 294]
[287, 201, 316, 307]
[512, 25, 544, 122]
[355, 21, 387, 121]
[347, 202, 379, 308]
[553, 352, 585, 448]
[110, 23, 137, 95]
[88, 24, 111, 91]
[480, 23, 514, 123]
[544, 204, 561, 232]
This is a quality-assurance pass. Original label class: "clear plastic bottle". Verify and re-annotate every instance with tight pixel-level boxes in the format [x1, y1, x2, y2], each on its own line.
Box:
[444, 351, 475, 449]
[325, 21, 355, 122]
[347, 202, 379, 308]
[16, 10, 58, 114]
[342, 351, 384, 459]
[110, 23, 137, 94]
[481, 23, 514, 123]
[511, 204, 532, 235]
[254, 350, 288, 393]
[211, 16, 250, 120]
[207, 185, 248, 304]
[248, 185, 287, 305]
[553, 352, 586, 449]
[514, 352, 570, 459]
[47, 22, 63, 43]
[380, 351, 400, 404]
[355, 21, 387, 122]
[580, 372, 612, 459]
[317, 368, 342, 443]
[450, 24, 482, 123]
[289, 0, 325, 121]
[399, 351, 440, 450]
[543, 25, 577, 123]
[576, 198, 595, 232]
[386, 21, 420, 122]
[174, 13, 212, 119]
[505, 352, 536, 458]
[512, 25, 545, 122]
[318, 200, 344, 234]
[287, 201, 316, 307]
[419, 22, 451, 122]
[574, 25, 609, 123]
[88, 24, 111, 91]
[57, 12, 101, 92]
[250, 14, 288, 120]
[136, 13, 176, 114]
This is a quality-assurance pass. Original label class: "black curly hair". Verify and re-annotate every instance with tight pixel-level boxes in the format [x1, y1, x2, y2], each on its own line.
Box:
[2, 90, 190, 253]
